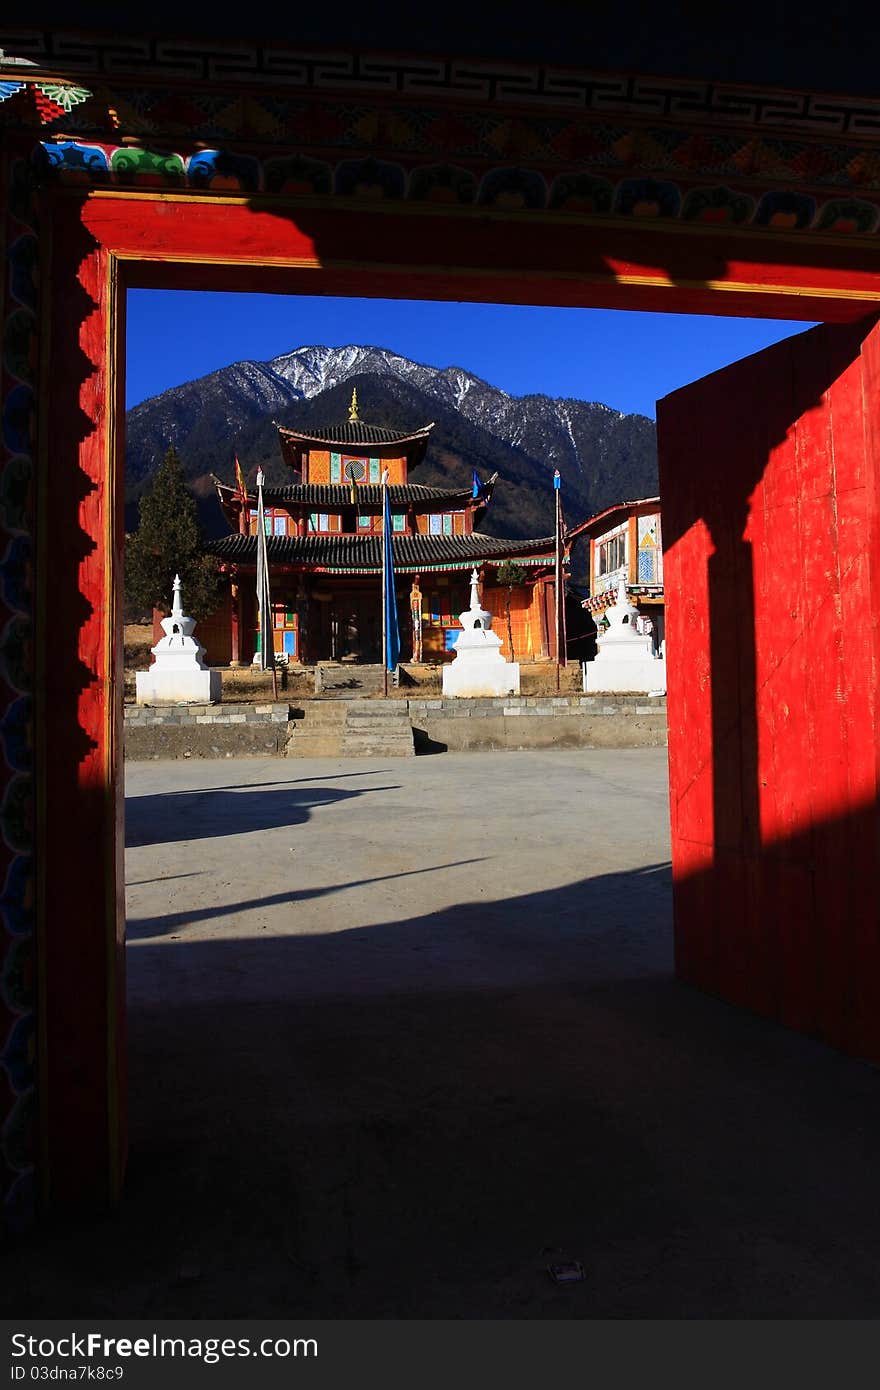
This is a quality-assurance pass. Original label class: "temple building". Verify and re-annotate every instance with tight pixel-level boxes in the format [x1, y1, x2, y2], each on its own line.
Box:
[204, 391, 567, 666]
[568, 497, 665, 651]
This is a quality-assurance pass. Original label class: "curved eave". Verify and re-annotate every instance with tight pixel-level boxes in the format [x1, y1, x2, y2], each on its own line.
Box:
[262, 480, 491, 507]
[206, 530, 555, 574]
[277, 421, 435, 469]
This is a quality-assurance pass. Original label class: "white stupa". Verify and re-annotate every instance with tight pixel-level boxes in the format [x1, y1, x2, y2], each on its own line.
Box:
[442, 568, 520, 698]
[583, 579, 666, 694]
[135, 574, 222, 705]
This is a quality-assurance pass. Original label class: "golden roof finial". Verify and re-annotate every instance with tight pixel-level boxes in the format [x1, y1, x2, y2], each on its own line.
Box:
[348, 386, 359, 423]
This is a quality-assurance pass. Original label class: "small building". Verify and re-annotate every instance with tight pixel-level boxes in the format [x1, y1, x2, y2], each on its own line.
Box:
[205, 392, 568, 666]
[567, 497, 664, 651]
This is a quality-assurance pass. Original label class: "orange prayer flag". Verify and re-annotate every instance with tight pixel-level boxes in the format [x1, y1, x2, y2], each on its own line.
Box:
[234, 456, 247, 500]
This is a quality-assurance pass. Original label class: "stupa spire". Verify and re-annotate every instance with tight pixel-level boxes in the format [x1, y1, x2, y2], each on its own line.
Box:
[348, 386, 359, 423]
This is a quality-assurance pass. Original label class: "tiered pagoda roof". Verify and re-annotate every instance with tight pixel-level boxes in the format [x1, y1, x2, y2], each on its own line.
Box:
[206, 531, 555, 574]
[264, 480, 492, 506]
[276, 413, 434, 469]
[213, 478, 496, 509]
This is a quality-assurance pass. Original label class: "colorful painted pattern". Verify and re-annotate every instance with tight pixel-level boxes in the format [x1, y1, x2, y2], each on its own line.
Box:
[0, 66, 879, 236]
[0, 150, 37, 1230]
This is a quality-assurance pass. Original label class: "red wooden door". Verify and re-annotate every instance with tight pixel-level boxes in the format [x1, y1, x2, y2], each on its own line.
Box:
[657, 319, 880, 1059]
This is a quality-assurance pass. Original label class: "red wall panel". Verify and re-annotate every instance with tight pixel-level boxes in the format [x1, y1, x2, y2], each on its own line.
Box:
[658, 319, 880, 1059]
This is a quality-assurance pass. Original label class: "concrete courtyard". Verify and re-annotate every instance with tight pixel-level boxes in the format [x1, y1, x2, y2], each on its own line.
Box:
[8, 748, 880, 1317]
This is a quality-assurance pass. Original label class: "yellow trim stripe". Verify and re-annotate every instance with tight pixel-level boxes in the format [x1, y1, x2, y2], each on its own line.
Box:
[79, 186, 880, 254]
[112, 248, 880, 305]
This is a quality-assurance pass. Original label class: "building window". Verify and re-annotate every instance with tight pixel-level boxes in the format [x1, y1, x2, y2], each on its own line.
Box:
[358, 514, 371, 531]
[308, 512, 340, 532]
[392, 513, 406, 532]
[330, 452, 342, 483]
[442, 513, 453, 536]
[273, 514, 287, 536]
[598, 533, 626, 576]
[369, 458, 381, 483]
[429, 513, 443, 535]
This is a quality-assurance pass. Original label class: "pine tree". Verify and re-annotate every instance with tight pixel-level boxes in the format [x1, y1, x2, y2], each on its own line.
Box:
[125, 446, 222, 620]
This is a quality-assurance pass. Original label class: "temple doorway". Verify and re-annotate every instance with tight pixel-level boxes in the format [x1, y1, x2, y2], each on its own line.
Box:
[24, 181, 880, 1254]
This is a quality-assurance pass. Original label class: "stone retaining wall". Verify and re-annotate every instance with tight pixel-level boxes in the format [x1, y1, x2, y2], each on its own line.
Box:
[125, 702, 291, 726]
[123, 695, 666, 758]
[124, 703, 291, 759]
[406, 695, 667, 752]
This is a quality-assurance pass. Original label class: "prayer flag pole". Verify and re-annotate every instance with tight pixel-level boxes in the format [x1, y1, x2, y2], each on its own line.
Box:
[554, 469, 562, 691]
[381, 467, 388, 696]
[380, 468, 400, 696]
[255, 466, 278, 699]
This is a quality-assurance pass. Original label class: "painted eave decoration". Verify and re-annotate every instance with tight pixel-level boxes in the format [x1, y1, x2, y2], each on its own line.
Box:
[2, 36, 880, 238]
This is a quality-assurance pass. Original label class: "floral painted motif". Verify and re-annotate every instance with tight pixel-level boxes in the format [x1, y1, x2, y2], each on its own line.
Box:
[33, 82, 91, 113]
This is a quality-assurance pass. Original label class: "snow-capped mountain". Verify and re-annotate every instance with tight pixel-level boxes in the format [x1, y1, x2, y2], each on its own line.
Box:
[125, 345, 658, 550]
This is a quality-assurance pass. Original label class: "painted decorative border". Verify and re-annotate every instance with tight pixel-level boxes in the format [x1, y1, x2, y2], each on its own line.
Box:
[4, 33, 880, 142]
[2, 69, 880, 237]
[20, 138, 880, 240]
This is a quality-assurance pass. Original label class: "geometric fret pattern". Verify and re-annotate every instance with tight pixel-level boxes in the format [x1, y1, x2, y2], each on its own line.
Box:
[3, 58, 880, 236]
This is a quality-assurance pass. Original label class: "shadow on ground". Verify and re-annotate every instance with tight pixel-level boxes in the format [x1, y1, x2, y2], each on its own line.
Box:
[125, 778, 400, 847]
[7, 856, 880, 1319]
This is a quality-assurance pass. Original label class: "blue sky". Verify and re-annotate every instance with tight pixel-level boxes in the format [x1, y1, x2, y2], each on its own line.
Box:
[126, 290, 813, 418]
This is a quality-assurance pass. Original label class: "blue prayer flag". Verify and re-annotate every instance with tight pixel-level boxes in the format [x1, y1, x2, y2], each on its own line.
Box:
[472, 468, 482, 499]
[553, 469, 561, 490]
[382, 485, 400, 672]
[255, 469, 273, 671]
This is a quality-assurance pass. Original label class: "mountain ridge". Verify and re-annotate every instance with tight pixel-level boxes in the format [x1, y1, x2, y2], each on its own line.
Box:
[125, 345, 658, 563]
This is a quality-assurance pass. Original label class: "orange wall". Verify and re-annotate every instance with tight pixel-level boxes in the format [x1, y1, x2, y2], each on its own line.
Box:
[306, 450, 407, 483]
[194, 588, 233, 665]
[482, 581, 547, 660]
[304, 448, 330, 482]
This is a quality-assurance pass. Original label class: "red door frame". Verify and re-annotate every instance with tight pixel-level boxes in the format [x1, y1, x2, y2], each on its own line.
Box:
[38, 186, 880, 1208]
[658, 319, 880, 1056]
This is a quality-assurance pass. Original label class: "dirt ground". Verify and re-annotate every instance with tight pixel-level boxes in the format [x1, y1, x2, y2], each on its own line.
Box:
[123, 622, 584, 702]
[7, 749, 880, 1319]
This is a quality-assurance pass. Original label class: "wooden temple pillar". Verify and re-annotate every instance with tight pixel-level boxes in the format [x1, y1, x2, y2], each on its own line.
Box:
[409, 575, 423, 662]
[537, 577, 552, 659]
[229, 577, 241, 666]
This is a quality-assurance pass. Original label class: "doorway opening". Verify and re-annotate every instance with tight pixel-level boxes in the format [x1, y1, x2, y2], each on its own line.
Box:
[32, 188, 880, 1316]
[100, 289, 821, 1317]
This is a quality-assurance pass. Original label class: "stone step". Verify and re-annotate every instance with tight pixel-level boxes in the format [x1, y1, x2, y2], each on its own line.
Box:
[288, 695, 414, 756]
[341, 740, 414, 757]
[342, 726, 413, 740]
[295, 706, 349, 726]
[344, 717, 410, 731]
[346, 707, 408, 716]
[314, 663, 399, 697]
[287, 734, 343, 757]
